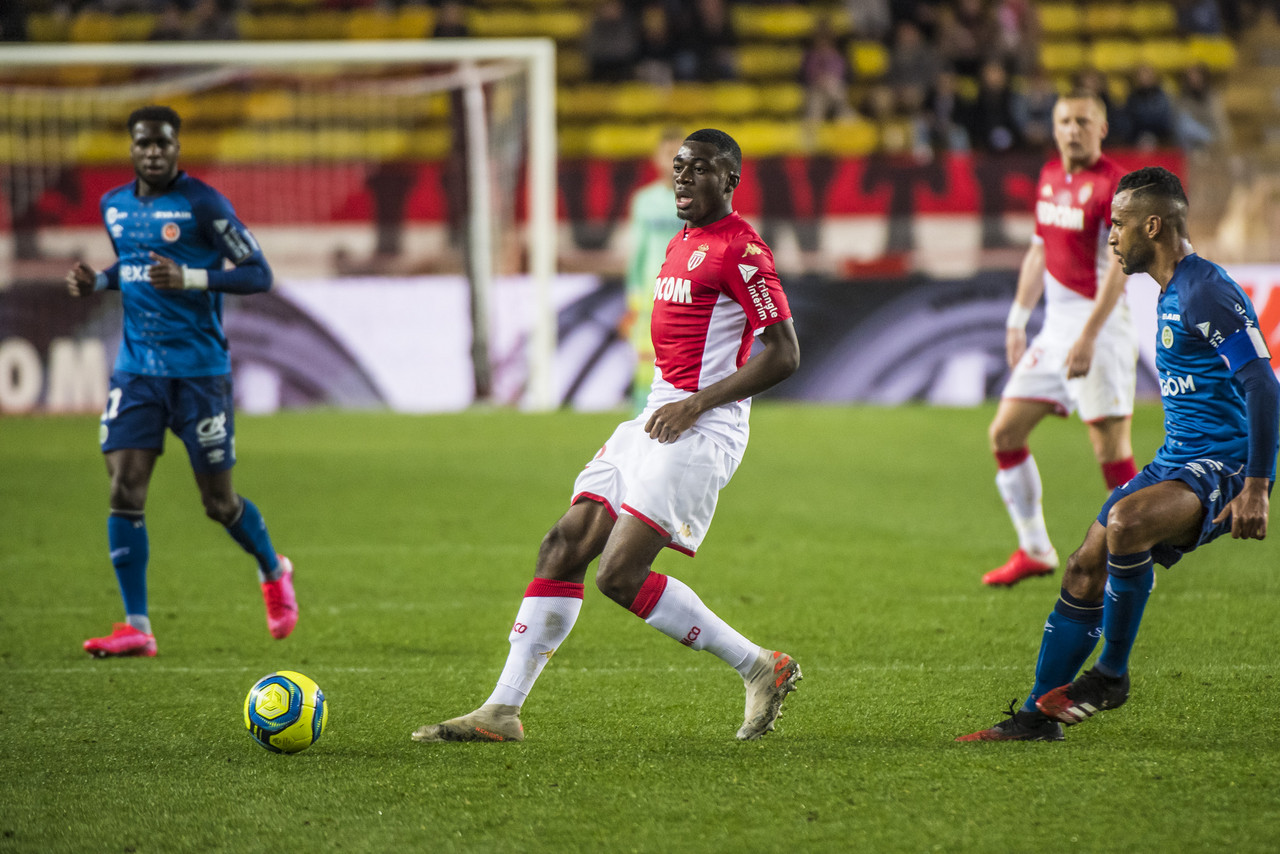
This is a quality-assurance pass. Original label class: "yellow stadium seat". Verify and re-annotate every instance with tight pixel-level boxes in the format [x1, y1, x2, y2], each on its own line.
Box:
[587, 123, 665, 159]
[68, 11, 115, 42]
[114, 12, 156, 41]
[1088, 39, 1140, 74]
[850, 41, 889, 79]
[556, 49, 588, 83]
[1039, 41, 1087, 75]
[725, 120, 806, 157]
[408, 126, 453, 160]
[557, 85, 621, 120]
[25, 12, 70, 42]
[1128, 2, 1178, 35]
[736, 44, 804, 81]
[1187, 36, 1237, 71]
[1139, 38, 1190, 73]
[731, 5, 819, 40]
[236, 13, 300, 41]
[531, 10, 587, 41]
[757, 83, 806, 116]
[244, 90, 297, 122]
[709, 82, 763, 118]
[1081, 4, 1130, 36]
[345, 9, 397, 40]
[392, 5, 432, 38]
[610, 83, 670, 120]
[816, 119, 879, 156]
[1037, 2, 1083, 37]
[466, 10, 531, 39]
[296, 10, 344, 39]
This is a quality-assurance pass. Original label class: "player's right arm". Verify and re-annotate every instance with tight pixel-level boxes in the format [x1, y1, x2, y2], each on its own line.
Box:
[1006, 241, 1046, 368]
[65, 261, 119, 297]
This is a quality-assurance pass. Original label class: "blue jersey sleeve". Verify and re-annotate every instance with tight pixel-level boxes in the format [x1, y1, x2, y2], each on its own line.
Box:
[1181, 272, 1270, 371]
[190, 186, 273, 294]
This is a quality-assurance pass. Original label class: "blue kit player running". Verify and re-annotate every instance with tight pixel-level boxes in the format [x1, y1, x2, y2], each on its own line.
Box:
[67, 106, 298, 657]
[958, 166, 1279, 741]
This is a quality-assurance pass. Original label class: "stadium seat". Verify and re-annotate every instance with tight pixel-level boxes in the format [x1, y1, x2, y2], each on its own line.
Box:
[466, 9, 532, 39]
[1039, 41, 1087, 75]
[1139, 38, 1190, 73]
[731, 5, 819, 40]
[610, 83, 670, 121]
[556, 49, 588, 84]
[408, 126, 453, 159]
[113, 12, 156, 41]
[815, 119, 879, 156]
[24, 12, 70, 42]
[727, 120, 806, 157]
[244, 90, 298, 122]
[67, 11, 116, 42]
[587, 122, 664, 159]
[757, 83, 806, 117]
[1128, 2, 1177, 35]
[391, 5, 432, 38]
[1037, 2, 1083, 37]
[709, 82, 763, 118]
[737, 44, 804, 81]
[296, 10, 344, 39]
[557, 85, 622, 120]
[1088, 39, 1140, 74]
[1187, 36, 1238, 72]
[531, 10, 587, 41]
[1081, 4, 1131, 37]
[344, 9, 398, 40]
[849, 41, 889, 79]
[237, 13, 302, 40]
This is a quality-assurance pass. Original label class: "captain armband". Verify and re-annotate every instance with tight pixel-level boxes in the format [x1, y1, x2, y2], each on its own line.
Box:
[1006, 303, 1032, 330]
[182, 267, 209, 291]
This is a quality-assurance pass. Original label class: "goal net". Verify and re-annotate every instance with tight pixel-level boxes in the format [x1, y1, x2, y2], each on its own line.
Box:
[0, 39, 557, 410]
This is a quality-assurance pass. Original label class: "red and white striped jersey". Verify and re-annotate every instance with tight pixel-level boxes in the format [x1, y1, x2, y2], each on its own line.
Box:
[645, 211, 791, 459]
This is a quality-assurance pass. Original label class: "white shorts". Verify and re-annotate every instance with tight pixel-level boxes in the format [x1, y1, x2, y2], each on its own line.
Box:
[571, 415, 738, 556]
[1002, 328, 1138, 422]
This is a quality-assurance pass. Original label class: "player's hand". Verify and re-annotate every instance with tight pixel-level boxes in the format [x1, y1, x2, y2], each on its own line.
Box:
[148, 251, 183, 290]
[1213, 478, 1270, 540]
[1066, 336, 1095, 379]
[65, 261, 96, 297]
[645, 398, 700, 444]
[1005, 327, 1027, 369]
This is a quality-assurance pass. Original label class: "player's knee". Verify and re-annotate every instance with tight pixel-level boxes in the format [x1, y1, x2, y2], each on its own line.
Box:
[201, 493, 239, 525]
[108, 478, 146, 512]
[1064, 548, 1106, 596]
[988, 418, 1023, 453]
[1104, 503, 1149, 553]
[594, 560, 639, 608]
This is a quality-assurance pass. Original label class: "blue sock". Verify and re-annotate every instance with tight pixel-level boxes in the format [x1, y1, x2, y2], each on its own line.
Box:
[1095, 550, 1155, 677]
[223, 497, 280, 581]
[108, 510, 149, 620]
[1023, 589, 1104, 711]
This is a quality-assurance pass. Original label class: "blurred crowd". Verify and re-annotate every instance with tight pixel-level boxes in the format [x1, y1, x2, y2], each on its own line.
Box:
[6, 0, 1279, 159]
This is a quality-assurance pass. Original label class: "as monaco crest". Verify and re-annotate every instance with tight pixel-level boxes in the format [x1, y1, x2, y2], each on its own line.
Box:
[688, 243, 709, 271]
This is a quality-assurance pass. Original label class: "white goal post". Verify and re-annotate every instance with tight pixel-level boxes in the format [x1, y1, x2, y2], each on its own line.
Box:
[0, 39, 559, 411]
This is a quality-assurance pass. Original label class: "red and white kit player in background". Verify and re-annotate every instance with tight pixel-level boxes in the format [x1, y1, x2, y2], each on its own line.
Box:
[983, 91, 1140, 587]
[413, 128, 803, 743]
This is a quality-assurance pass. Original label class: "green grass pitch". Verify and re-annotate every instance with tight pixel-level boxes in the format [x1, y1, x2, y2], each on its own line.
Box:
[2, 403, 1278, 852]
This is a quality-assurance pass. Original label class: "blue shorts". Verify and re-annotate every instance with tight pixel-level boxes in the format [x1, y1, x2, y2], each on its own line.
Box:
[99, 371, 237, 473]
[1096, 457, 1246, 568]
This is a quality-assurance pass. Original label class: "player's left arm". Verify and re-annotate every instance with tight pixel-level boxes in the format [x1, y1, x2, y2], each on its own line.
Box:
[149, 191, 273, 293]
[645, 319, 800, 444]
[1067, 253, 1128, 379]
[1201, 294, 1280, 539]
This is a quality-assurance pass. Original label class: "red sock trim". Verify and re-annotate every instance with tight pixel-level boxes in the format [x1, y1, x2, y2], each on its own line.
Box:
[1102, 457, 1137, 489]
[524, 578, 585, 599]
[995, 447, 1030, 469]
[628, 571, 668, 619]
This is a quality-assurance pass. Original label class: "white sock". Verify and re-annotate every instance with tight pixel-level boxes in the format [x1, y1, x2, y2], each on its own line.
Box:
[995, 455, 1054, 556]
[485, 584, 583, 708]
[126, 614, 151, 634]
[643, 575, 758, 675]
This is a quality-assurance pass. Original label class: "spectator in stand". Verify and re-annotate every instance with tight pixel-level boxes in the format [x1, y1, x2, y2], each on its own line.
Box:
[0, 1, 27, 40]
[1175, 63, 1233, 153]
[884, 20, 943, 114]
[670, 0, 737, 82]
[959, 59, 1024, 152]
[1124, 64, 1177, 149]
[925, 68, 971, 151]
[635, 1, 676, 87]
[584, 0, 641, 83]
[801, 30, 857, 124]
[1175, 0, 1226, 34]
[994, 0, 1041, 74]
[432, 1, 470, 39]
[148, 0, 188, 40]
[1073, 66, 1129, 144]
[937, 0, 1000, 78]
[845, 0, 893, 41]
[890, 0, 946, 40]
[186, 0, 239, 40]
[1011, 65, 1058, 150]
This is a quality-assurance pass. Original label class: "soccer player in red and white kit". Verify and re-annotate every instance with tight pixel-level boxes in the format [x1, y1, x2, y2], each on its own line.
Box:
[983, 91, 1140, 587]
[413, 128, 802, 743]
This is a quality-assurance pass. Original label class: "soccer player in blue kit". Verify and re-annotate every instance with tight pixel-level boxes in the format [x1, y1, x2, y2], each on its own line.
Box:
[958, 166, 1279, 741]
[66, 106, 297, 657]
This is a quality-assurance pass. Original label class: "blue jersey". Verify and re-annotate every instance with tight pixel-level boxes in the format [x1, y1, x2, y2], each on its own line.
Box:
[1154, 254, 1274, 476]
[98, 172, 271, 377]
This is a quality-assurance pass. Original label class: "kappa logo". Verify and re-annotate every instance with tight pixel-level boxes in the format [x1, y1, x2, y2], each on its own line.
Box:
[738, 263, 758, 282]
[688, 243, 709, 271]
[743, 243, 763, 256]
